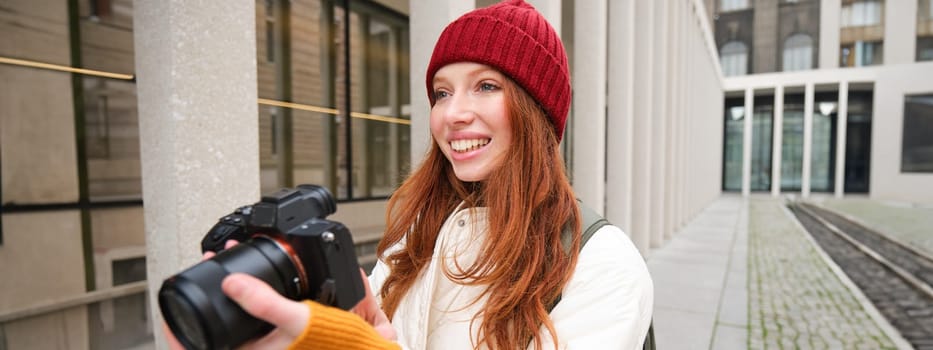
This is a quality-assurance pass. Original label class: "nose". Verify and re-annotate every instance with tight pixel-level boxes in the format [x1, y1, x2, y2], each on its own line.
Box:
[442, 93, 476, 126]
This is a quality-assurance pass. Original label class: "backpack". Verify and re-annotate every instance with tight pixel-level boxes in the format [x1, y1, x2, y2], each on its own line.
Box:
[550, 202, 656, 350]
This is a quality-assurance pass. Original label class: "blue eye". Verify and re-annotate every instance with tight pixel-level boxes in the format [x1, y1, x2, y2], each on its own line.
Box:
[434, 90, 450, 100]
[480, 82, 499, 92]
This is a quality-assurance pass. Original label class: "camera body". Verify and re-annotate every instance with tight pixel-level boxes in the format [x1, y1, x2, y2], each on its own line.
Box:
[159, 184, 366, 350]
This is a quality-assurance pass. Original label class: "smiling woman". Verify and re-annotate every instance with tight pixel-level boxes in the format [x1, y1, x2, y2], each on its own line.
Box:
[191, 1, 654, 349]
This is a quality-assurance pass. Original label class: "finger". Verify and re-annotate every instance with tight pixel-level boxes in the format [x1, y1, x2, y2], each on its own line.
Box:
[201, 251, 216, 261]
[374, 322, 398, 341]
[359, 268, 374, 296]
[352, 268, 396, 341]
[222, 273, 309, 334]
[162, 322, 186, 350]
[225, 239, 239, 250]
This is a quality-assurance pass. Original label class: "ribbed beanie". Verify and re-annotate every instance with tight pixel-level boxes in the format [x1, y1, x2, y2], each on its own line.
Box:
[426, 0, 571, 141]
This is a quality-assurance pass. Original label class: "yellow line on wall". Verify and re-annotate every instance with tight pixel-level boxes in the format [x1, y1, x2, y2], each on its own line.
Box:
[0, 56, 135, 80]
[258, 98, 411, 125]
[0, 56, 410, 126]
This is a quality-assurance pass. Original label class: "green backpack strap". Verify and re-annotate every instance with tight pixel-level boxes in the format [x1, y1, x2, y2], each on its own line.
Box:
[551, 201, 608, 311]
[558, 201, 610, 255]
[551, 201, 656, 350]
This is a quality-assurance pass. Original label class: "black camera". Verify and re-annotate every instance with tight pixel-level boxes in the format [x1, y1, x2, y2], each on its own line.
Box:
[158, 184, 366, 350]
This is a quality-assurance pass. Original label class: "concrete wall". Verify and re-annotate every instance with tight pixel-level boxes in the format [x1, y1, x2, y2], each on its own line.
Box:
[871, 62, 933, 204]
[684, 0, 727, 225]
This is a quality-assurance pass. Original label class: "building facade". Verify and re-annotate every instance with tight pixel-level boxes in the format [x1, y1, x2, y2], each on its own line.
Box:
[713, 0, 933, 204]
[0, 0, 723, 348]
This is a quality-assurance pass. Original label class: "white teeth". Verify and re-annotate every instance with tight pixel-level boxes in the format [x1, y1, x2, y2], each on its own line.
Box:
[451, 138, 490, 152]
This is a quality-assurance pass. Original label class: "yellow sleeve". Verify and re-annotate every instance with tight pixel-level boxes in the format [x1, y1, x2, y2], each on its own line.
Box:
[287, 301, 401, 350]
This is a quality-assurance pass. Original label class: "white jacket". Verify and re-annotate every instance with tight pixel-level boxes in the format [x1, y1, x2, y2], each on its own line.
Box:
[368, 206, 654, 349]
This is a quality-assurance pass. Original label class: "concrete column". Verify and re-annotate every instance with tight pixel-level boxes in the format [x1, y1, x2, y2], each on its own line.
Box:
[571, 0, 608, 215]
[650, 0, 668, 247]
[527, 0, 561, 33]
[802, 83, 814, 197]
[680, 0, 688, 217]
[134, 1, 260, 347]
[409, 1, 475, 168]
[771, 85, 784, 196]
[834, 81, 849, 198]
[742, 88, 754, 196]
[679, 0, 689, 227]
[884, 0, 918, 65]
[665, 0, 680, 239]
[819, 0, 841, 69]
[606, 0, 635, 233]
[631, 0, 654, 254]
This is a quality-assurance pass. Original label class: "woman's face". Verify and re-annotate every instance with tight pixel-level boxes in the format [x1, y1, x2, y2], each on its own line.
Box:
[430, 62, 513, 182]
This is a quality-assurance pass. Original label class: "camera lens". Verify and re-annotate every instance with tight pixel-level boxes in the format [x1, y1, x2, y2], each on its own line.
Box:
[159, 237, 303, 349]
[159, 288, 208, 349]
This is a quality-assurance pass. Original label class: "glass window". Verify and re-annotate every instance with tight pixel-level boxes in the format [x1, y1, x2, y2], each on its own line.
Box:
[841, 0, 883, 27]
[1, 0, 150, 347]
[783, 34, 814, 71]
[723, 98, 745, 191]
[257, 1, 410, 200]
[919, 0, 933, 61]
[721, 41, 749, 76]
[845, 90, 873, 192]
[840, 41, 884, 67]
[919, 38, 933, 61]
[83, 77, 141, 200]
[840, 0, 884, 66]
[264, 0, 275, 63]
[721, 0, 750, 12]
[782, 94, 805, 191]
[751, 99, 774, 191]
[811, 92, 839, 192]
[902, 94, 933, 172]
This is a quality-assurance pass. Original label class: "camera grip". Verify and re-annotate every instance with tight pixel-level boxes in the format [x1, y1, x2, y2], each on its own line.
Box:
[201, 206, 253, 253]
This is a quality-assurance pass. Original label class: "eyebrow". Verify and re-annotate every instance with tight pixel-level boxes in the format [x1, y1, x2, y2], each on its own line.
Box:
[432, 65, 497, 86]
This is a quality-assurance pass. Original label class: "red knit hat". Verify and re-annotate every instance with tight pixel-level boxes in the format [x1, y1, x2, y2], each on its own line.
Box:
[426, 0, 571, 141]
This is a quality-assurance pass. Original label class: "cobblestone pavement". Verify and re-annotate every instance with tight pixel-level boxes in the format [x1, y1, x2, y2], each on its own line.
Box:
[748, 198, 898, 349]
[815, 197, 933, 257]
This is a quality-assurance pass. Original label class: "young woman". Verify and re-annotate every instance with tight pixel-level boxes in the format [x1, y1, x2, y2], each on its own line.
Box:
[191, 1, 653, 349]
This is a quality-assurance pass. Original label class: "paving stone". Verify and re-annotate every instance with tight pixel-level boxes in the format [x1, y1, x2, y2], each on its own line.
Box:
[747, 198, 897, 349]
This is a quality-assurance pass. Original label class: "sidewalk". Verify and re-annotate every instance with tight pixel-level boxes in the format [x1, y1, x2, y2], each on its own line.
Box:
[647, 195, 909, 349]
[647, 195, 748, 349]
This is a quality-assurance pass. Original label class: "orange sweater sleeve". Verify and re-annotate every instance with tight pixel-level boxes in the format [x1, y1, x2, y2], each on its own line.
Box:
[287, 301, 401, 350]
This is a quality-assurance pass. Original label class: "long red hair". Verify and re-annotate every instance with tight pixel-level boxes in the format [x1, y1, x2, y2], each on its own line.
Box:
[377, 77, 581, 349]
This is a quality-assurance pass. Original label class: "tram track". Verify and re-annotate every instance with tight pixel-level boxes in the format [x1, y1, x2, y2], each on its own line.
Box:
[788, 202, 933, 349]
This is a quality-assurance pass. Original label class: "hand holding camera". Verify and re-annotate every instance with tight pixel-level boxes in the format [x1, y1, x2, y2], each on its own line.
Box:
[159, 184, 367, 350]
